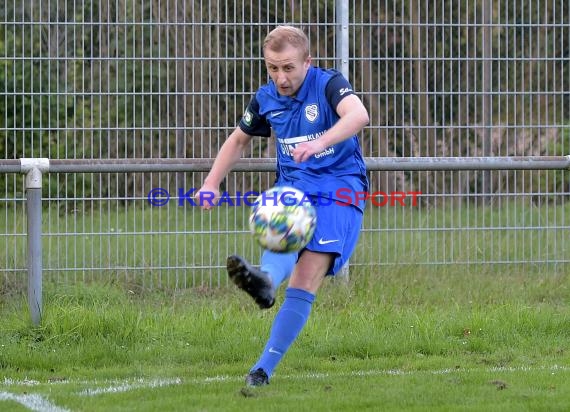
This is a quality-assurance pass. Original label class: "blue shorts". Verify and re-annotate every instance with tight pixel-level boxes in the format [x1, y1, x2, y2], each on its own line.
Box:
[303, 198, 363, 275]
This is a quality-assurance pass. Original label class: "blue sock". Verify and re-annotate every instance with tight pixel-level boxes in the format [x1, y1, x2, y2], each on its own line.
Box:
[251, 287, 315, 378]
[261, 250, 296, 290]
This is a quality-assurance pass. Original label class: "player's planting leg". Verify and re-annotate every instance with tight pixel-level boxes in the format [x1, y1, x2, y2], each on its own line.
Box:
[246, 287, 315, 386]
[226, 255, 276, 309]
[245, 368, 270, 386]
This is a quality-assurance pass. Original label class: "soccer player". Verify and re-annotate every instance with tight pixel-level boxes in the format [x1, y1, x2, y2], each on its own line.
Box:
[196, 25, 369, 386]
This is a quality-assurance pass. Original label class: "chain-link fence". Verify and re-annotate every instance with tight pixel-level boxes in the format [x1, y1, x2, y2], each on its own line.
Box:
[1, 1, 569, 292]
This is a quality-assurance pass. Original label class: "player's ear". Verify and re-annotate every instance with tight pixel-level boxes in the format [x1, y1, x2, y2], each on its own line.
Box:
[304, 55, 312, 68]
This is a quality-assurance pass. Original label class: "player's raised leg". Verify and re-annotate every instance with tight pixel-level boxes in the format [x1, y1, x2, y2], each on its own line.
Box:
[226, 251, 297, 309]
[226, 255, 275, 309]
[260, 250, 296, 289]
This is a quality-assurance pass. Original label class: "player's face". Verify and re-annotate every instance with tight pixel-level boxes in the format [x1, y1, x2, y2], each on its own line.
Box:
[264, 44, 311, 97]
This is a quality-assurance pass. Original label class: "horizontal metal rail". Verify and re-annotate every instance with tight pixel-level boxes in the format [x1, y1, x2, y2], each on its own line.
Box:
[1, 156, 569, 174]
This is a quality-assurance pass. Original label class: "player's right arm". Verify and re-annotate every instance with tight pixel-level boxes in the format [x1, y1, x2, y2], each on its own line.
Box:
[196, 127, 253, 210]
[197, 94, 270, 210]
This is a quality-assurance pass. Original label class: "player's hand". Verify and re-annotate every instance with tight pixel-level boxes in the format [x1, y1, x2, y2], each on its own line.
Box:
[194, 185, 220, 210]
[291, 140, 327, 163]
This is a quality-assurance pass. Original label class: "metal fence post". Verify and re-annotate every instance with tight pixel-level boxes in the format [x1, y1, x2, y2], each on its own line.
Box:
[336, 0, 350, 283]
[21, 159, 49, 326]
[335, 0, 349, 80]
[482, 0, 492, 204]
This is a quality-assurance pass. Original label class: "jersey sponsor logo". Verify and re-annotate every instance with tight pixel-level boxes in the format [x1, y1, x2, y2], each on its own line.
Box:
[339, 87, 352, 95]
[314, 147, 335, 159]
[242, 109, 253, 126]
[304, 104, 318, 122]
[277, 130, 328, 157]
[271, 110, 284, 117]
[276, 133, 336, 159]
[277, 130, 326, 145]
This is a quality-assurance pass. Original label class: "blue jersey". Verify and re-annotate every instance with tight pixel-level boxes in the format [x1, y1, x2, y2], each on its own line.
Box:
[239, 66, 368, 210]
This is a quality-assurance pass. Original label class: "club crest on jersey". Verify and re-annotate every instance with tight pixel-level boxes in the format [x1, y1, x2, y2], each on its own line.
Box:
[304, 104, 318, 122]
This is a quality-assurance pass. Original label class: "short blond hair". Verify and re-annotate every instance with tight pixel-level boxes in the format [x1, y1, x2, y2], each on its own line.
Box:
[263, 26, 310, 59]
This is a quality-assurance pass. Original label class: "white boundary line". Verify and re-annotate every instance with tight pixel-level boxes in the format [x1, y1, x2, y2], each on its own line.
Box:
[196, 364, 570, 384]
[2, 364, 569, 390]
[0, 392, 70, 412]
[1, 364, 568, 411]
[79, 377, 183, 396]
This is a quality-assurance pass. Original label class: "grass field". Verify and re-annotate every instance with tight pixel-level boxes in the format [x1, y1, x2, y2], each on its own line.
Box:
[1, 263, 569, 411]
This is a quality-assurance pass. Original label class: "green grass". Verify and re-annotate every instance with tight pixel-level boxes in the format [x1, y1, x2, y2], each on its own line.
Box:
[0, 202, 569, 410]
[1, 265, 569, 411]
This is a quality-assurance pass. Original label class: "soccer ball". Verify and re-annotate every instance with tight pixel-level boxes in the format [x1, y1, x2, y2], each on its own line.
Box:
[249, 186, 317, 253]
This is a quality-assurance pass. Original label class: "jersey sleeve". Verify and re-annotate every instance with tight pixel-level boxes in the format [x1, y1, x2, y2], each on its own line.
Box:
[325, 72, 355, 112]
[238, 94, 272, 137]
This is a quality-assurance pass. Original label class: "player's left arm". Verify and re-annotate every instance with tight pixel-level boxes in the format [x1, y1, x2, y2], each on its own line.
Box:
[292, 93, 369, 163]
